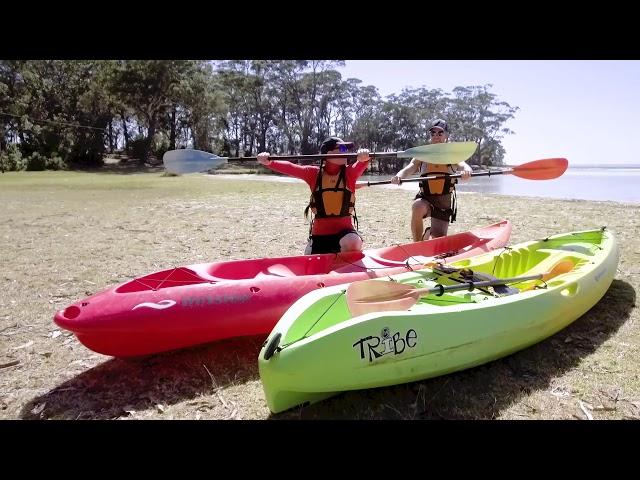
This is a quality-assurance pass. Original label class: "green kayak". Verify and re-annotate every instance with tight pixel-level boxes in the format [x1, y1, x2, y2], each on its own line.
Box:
[259, 228, 619, 413]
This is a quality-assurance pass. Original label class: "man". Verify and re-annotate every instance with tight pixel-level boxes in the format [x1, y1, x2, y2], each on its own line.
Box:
[257, 137, 371, 254]
[391, 119, 473, 241]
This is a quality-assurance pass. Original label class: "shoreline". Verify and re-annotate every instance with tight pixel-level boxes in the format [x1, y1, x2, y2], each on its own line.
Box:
[207, 173, 640, 206]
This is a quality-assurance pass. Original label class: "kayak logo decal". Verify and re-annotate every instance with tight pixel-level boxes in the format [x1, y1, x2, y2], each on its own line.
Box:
[181, 293, 251, 307]
[353, 327, 418, 363]
[132, 300, 176, 311]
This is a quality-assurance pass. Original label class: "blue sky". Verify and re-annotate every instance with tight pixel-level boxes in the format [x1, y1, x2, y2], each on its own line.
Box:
[336, 61, 640, 166]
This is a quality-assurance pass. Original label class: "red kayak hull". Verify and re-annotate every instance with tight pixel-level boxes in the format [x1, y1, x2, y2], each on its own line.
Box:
[54, 220, 511, 357]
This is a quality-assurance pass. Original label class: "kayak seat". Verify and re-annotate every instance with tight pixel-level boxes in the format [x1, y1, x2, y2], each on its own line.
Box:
[262, 264, 297, 277]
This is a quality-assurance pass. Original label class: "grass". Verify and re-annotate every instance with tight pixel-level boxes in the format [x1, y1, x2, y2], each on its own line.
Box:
[0, 169, 638, 420]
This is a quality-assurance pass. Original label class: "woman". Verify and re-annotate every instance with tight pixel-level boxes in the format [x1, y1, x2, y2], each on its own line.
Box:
[257, 137, 371, 254]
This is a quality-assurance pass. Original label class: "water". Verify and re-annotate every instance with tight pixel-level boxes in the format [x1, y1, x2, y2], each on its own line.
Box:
[361, 164, 640, 204]
[213, 164, 640, 204]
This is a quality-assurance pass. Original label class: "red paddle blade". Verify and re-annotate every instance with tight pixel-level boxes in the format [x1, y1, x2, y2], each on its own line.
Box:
[511, 158, 568, 180]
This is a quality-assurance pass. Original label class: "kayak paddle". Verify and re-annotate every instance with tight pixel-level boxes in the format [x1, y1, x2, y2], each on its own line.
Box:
[345, 260, 574, 317]
[356, 158, 569, 188]
[162, 142, 478, 174]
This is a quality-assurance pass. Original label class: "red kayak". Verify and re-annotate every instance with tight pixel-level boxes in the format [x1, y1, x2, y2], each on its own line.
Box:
[54, 220, 511, 357]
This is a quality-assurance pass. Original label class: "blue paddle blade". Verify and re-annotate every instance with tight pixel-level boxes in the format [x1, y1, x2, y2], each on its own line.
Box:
[162, 149, 228, 174]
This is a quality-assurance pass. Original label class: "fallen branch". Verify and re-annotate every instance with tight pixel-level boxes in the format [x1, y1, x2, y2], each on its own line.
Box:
[0, 360, 20, 369]
[0, 323, 18, 333]
[579, 401, 594, 420]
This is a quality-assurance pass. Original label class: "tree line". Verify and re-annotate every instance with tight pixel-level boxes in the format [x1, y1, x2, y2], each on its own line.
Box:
[0, 60, 518, 173]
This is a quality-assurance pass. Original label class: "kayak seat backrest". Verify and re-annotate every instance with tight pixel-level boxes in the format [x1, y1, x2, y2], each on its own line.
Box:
[188, 265, 224, 282]
[366, 253, 434, 267]
[364, 253, 405, 267]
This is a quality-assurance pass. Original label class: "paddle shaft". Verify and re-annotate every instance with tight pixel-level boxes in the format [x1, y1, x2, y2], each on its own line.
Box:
[361, 169, 512, 187]
[224, 152, 404, 162]
[411, 272, 544, 297]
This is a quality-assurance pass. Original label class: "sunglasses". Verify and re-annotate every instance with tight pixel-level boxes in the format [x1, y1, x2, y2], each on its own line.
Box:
[337, 144, 353, 152]
[430, 130, 445, 137]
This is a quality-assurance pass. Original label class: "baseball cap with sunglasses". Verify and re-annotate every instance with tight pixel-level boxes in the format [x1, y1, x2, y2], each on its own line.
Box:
[320, 136, 355, 154]
[428, 118, 449, 133]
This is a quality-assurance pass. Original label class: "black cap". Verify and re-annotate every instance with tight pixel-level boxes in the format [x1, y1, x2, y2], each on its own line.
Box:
[319, 136, 355, 154]
[429, 119, 449, 133]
